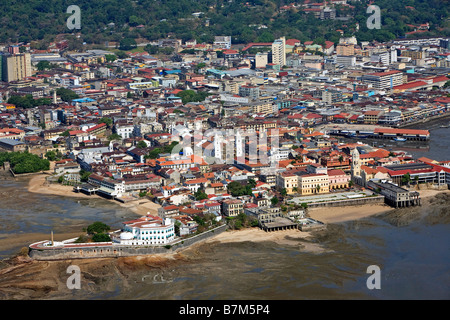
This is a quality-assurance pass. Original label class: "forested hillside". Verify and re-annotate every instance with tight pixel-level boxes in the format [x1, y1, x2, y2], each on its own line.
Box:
[0, 0, 448, 46]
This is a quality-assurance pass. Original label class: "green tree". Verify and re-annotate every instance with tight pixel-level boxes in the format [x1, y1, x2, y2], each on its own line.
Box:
[146, 148, 161, 159]
[36, 60, 52, 71]
[79, 169, 92, 182]
[401, 173, 411, 186]
[139, 191, 148, 197]
[87, 222, 111, 235]
[108, 133, 122, 141]
[194, 188, 208, 200]
[56, 88, 79, 102]
[271, 196, 279, 206]
[174, 220, 182, 236]
[163, 141, 179, 154]
[194, 62, 206, 73]
[144, 44, 159, 55]
[45, 150, 58, 161]
[227, 181, 252, 196]
[176, 90, 211, 104]
[136, 140, 147, 149]
[119, 38, 137, 51]
[105, 54, 117, 63]
[443, 80, 450, 89]
[7, 95, 34, 108]
[115, 51, 128, 59]
[98, 117, 113, 127]
[0, 151, 49, 174]
[248, 178, 257, 188]
[92, 233, 111, 242]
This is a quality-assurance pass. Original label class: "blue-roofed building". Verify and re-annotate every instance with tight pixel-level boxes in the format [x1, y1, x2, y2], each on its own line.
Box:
[71, 98, 96, 107]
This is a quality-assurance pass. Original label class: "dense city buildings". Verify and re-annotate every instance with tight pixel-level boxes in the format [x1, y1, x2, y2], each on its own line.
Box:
[1, 31, 450, 249]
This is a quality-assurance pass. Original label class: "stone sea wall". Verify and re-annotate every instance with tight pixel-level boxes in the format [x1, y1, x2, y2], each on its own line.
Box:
[306, 195, 385, 208]
[29, 224, 228, 261]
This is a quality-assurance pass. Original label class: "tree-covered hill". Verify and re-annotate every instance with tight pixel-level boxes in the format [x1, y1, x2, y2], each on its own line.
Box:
[0, 0, 448, 46]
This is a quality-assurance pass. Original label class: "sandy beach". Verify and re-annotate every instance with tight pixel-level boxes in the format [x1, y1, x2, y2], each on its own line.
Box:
[201, 227, 331, 253]
[307, 203, 394, 224]
[27, 172, 161, 216]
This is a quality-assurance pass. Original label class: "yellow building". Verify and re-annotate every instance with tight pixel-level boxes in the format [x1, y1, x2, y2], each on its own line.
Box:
[1, 53, 32, 82]
[401, 50, 423, 60]
[336, 44, 355, 56]
[363, 110, 384, 124]
[248, 100, 274, 115]
[276, 171, 298, 194]
[298, 173, 330, 195]
[222, 199, 244, 217]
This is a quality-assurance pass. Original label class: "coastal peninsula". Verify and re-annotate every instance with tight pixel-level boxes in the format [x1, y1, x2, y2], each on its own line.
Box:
[0, 189, 448, 300]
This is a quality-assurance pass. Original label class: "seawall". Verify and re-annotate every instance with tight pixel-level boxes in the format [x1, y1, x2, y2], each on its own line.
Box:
[28, 224, 228, 261]
[399, 112, 450, 129]
[305, 195, 385, 208]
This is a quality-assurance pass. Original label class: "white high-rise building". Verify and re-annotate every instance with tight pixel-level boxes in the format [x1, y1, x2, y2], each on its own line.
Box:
[272, 37, 286, 67]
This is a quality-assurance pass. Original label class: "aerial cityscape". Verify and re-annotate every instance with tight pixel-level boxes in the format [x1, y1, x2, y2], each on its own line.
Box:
[0, 0, 449, 304]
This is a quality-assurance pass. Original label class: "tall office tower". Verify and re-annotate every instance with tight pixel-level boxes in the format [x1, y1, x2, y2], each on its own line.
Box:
[0, 53, 32, 82]
[272, 37, 286, 67]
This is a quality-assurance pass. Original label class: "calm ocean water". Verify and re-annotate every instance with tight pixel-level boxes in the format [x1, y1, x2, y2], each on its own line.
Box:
[0, 125, 449, 300]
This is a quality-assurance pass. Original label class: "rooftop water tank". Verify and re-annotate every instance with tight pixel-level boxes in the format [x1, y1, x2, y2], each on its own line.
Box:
[120, 232, 134, 240]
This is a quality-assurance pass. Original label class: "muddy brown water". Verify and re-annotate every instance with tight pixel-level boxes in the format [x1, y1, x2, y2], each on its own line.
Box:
[0, 176, 449, 300]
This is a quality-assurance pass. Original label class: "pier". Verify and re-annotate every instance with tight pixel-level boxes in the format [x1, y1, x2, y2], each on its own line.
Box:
[260, 216, 299, 232]
[327, 126, 430, 141]
[367, 180, 422, 208]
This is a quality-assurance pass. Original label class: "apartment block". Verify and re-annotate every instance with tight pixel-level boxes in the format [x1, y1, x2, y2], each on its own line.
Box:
[361, 70, 404, 90]
[272, 37, 286, 66]
[0, 53, 32, 82]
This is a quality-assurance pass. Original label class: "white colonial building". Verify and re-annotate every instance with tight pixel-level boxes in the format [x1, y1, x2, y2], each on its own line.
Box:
[116, 215, 175, 246]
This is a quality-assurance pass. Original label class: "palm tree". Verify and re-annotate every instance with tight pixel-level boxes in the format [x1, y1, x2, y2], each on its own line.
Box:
[316, 184, 321, 193]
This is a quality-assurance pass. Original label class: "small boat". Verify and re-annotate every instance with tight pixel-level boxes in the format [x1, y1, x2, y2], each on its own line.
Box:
[393, 137, 407, 142]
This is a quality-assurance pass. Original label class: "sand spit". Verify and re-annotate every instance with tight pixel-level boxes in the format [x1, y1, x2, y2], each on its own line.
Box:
[27, 173, 161, 216]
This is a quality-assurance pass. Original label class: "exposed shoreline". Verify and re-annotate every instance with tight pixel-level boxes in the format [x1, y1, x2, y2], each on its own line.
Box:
[23, 171, 450, 255]
[26, 172, 162, 216]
